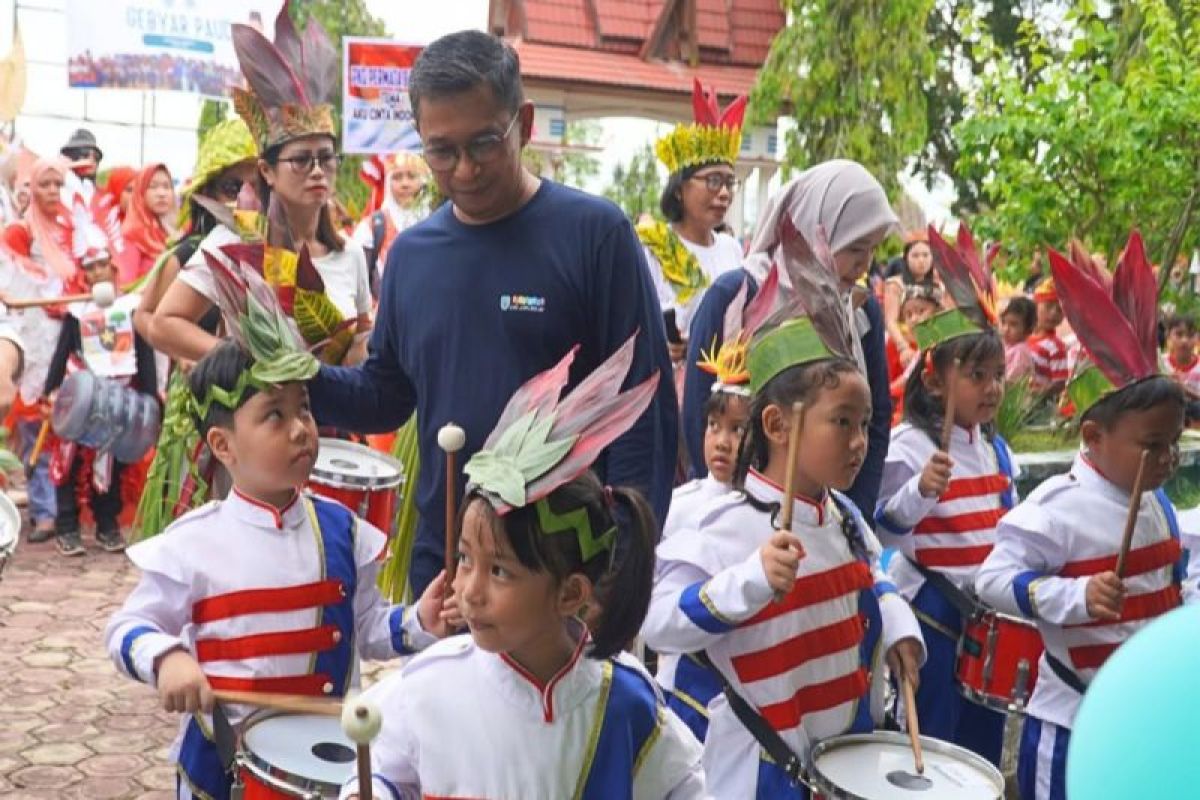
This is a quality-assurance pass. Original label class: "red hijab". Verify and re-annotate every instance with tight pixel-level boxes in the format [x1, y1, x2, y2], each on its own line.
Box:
[120, 163, 171, 261]
[103, 166, 137, 220]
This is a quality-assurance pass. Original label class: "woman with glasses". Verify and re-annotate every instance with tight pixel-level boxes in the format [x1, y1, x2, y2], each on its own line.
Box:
[148, 12, 371, 372]
[638, 82, 748, 364]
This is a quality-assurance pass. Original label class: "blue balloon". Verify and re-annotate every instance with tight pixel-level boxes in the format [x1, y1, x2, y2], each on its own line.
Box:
[1068, 604, 1200, 799]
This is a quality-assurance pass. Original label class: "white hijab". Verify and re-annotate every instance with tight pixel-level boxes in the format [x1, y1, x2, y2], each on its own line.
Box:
[744, 159, 899, 372]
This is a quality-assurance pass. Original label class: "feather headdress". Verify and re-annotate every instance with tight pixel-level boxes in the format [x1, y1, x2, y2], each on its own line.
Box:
[913, 222, 999, 352]
[190, 247, 320, 420]
[655, 79, 747, 174]
[464, 333, 659, 527]
[746, 215, 859, 393]
[64, 169, 111, 266]
[1049, 229, 1159, 413]
[231, 1, 338, 153]
[697, 265, 780, 395]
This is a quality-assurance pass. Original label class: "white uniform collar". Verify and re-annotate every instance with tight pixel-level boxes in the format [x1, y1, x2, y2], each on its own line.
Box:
[1071, 452, 1139, 505]
[482, 619, 602, 724]
[228, 487, 307, 531]
[948, 423, 981, 447]
[744, 469, 834, 528]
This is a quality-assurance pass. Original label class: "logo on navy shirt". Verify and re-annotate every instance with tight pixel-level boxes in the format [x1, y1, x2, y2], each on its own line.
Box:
[500, 294, 546, 313]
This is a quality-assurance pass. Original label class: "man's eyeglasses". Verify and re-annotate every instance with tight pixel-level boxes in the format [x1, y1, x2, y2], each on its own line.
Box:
[422, 115, 520, 172]
[691, 173, 740, 193]
[275, 151, 341, 174]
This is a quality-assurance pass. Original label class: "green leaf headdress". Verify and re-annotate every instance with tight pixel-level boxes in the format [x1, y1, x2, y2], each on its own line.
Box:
[463, 333, 660, 558]
[190, 247, 320, 419]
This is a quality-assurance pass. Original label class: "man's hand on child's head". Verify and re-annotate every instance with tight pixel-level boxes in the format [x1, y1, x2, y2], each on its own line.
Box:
[1085, 571, 1126, 622]
[887, 636, 923, 691]
[156, 649, 213, 713]
[761, 530, 805, 596]
[418, 570, 462, 638]
[918, 451, 954, 498]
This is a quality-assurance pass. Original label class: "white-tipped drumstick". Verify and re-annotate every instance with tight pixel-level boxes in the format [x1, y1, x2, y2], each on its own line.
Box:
[4, 280, 116, 310]
[341, 696, 383, 800]
[437, 423, 466, 588]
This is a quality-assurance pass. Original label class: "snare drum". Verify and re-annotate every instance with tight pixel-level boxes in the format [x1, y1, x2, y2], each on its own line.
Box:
[50, 370, 161, 462]
[809, 731, 1004, 800]
[307, 438, 403, 534]
[0, 492, 18, 579]
[235, 712, 357, 799]
[956, 609, 1043, 712]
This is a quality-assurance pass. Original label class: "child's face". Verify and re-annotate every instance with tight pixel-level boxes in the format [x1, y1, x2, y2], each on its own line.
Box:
[208, 382, 319, 502]
[81, 257, 115, 287]
[1036, 300, 1063, 332]
[704, 395, 749, 484]
[1166, 325, 1196, 360]
[927, 352, 1006, 428]
[902, 297, 939, 329]
[767, 370, 872, 496]
[1000, 311, 1029, 346]
[1083, 402, 1184, 493]
[454, 501, 586, 659]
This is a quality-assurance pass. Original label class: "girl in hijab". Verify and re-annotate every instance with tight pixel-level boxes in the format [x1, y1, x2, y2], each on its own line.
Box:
[0, 157, 76, 543]
[682, 159, 899, 518]
[352, 151, 430, 290]
[114, 163, 175, 285]
[98, 165, 137, 253]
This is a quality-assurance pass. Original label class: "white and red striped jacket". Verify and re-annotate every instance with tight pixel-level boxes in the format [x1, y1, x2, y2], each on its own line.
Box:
[875, 422, 1018, 599]
[643, 470, 924, 797]
[1028, 332, 1069, 388]
[976, 454, 1187, 730]
[105, 488, 433, 794]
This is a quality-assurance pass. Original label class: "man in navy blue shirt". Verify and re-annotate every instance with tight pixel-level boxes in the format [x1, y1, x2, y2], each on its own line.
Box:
[309, 32, 677, 597]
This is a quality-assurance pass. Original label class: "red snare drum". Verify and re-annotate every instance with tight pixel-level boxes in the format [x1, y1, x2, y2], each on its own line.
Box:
[235, 711, 355, 798]
[307, 438, 403, 535]
[956, 609, 1043, 712]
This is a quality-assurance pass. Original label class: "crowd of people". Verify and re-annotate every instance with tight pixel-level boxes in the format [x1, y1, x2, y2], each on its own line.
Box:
[1, 6, 1197, 799]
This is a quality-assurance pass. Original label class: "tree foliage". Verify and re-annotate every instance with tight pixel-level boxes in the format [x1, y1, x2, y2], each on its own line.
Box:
[954, 0, 1200, 282]
[751, 0, 935, 195]
[602, 142, 663, 223]
[196, 0, 386, 214]
[522, 121, 602, 189]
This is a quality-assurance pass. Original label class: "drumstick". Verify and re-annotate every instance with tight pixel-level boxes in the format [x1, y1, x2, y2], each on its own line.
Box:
[774, 402, 806, 602]
[26, 419, 50, 477]
[437, 424, 466, 588]
[341, 697, 383, 800]
[940, 358, 962, 452]
[1115, 449, 1151, 578]
[4, 281, 116, 310]
[900, 673, 925, 775]
[211, 689, 342, 717]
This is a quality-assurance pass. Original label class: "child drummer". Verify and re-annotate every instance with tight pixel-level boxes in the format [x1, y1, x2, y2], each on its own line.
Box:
[977, 231, 1191, 800]
[104, 255, 456, 799]
[874, 224, 1017, 765]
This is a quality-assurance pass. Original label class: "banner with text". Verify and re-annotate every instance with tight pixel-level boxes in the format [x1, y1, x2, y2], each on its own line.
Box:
[342, 38, 423, 155]
[66, 0, 280, 98]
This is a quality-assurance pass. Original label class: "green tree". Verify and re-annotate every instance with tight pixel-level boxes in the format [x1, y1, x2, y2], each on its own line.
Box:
[602, 142, 663, 222]
[751, 0, 935, 195]
[195, 0, 387, 213]
[954, 0, 1200, 284]
[522, 121, 603, 188]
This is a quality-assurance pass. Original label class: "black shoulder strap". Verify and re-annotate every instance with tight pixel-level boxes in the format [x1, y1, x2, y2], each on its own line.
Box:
[690, 650, 806, 785]
[907, 556, 980, 620]
[371, 210, 386, 249]
[1045, 652, 1088, 694]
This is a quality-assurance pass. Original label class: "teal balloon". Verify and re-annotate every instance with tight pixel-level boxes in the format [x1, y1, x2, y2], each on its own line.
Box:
[1067, 604, 1200, 799]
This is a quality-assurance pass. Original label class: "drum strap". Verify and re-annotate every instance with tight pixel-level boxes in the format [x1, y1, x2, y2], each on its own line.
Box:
[907, 557, 979, 620]
[1045, 653, 1088, 694]
[211, 704, 238, 774]
[691, 650, 807, 785]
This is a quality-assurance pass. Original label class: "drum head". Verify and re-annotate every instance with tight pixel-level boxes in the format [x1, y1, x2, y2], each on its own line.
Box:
[312, 438, 403, 491]
[811, 732, 1004, 800]
[111, 394, 161, 464]
[241, 712, 356, 791]
[51, 370, 97, 442]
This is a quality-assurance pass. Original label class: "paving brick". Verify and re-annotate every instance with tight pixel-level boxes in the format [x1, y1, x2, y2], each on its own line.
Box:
[77, 753, 147, 778]
[8, 763, 82, 790]
[20, 741, 94, 765]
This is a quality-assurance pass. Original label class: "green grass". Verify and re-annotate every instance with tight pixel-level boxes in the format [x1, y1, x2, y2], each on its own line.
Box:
[1006, 428, 1076, 453]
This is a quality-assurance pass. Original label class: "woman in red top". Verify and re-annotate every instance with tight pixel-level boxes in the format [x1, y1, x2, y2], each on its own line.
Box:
[114, 163, 174, 285]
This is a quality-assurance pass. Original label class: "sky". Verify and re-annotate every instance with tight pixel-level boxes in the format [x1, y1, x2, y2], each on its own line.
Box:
[1, 0, 952, 224]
